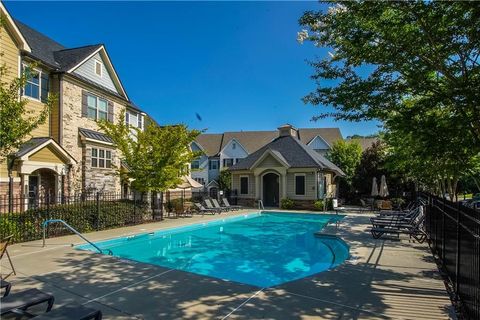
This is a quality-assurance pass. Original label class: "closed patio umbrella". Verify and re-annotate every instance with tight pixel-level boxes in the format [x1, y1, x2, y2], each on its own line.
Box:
[371, 177, 379, 197]
[175, 176, 204, 216]
[379, 175, 389, 198]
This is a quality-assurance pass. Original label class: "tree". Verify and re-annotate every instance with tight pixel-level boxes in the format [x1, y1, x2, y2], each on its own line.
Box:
[98, 113, 201, 193]
[326, 140, 362, 196]
[0, 21, 53, 160]
[299, 1, 480, 145]
[299, 1, 480, 195]
[218, 169, 232, 192]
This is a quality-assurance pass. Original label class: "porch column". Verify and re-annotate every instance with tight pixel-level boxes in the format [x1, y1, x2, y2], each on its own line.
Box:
[21, 174, 29, 211]
[281, 173, 287, 199]
[255, 174, 260, 199]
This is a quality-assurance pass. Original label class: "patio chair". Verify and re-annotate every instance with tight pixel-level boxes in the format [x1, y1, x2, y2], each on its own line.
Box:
[204, 199, 222, 213]
[1, 279, 12, 297]
[0, 235, 16, 279]
[33, 303, 102, 320]
[370, 211, 426, 243]
[371, 206, 422, 227]
[222, 198, 242, 210]
[194, 203, 217, 215]
[212, 199, 229, 212]
[0, 288, 54, 315]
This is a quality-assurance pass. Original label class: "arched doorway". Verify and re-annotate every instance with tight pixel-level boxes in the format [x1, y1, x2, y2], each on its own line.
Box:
[263, 172, 279, 207]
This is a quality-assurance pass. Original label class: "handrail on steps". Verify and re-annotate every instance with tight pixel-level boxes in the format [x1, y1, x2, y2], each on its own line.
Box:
[42, 219, 113, 255]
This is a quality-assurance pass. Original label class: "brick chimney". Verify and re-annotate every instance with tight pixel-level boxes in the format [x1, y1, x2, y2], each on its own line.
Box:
[278, 124, 298, 138]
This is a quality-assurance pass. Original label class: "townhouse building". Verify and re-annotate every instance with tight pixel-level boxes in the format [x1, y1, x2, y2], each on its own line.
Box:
[0, 3, 144, 201]
[191, 126, 343, 198]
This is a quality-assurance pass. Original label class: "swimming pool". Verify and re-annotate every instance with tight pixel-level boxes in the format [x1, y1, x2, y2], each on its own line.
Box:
[77, 212, 349, 287]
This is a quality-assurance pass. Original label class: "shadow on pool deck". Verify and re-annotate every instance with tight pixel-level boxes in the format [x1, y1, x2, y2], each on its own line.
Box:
[1, 212, 455, 319]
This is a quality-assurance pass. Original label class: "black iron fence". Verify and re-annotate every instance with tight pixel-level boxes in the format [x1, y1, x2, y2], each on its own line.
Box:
[423, 193, 480, 320]
[0, 193, 150, 243]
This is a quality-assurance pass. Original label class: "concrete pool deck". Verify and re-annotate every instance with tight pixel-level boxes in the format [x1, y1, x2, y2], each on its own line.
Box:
[1, 210, 455, 319]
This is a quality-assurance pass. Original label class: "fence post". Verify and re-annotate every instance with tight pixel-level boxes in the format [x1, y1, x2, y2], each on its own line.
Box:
[96, 192, 100, 230]
[455, 201, 461, 302]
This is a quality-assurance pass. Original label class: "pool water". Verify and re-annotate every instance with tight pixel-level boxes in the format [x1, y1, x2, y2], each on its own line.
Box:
[77, 212, 349, 287]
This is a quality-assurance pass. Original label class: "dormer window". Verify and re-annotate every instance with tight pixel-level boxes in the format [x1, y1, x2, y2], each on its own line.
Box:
[94, 60, 103, 77]
[232, 142, 236, 149]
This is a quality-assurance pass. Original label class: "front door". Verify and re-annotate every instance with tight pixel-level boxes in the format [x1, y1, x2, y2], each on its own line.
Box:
[28, 175, 39, 208]
[263, 173, 279, 207]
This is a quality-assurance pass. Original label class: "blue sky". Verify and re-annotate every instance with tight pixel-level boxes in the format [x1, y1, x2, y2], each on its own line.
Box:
[6, 1, 380, 138]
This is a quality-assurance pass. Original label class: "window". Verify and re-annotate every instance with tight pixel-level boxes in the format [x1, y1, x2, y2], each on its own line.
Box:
[138, 114, 143, 129]
[23, 64, 49, 101]
[223, 158, 234, 168]
[91, 148, 112, 168]
[191, 160, 200, 169]
[87, 94, 108, 120]
[95, 60, 102, 77]
[295, 174, 306, 195]
[240, 176, 249, 195]
[194, 178, 205, 185]
[209, 160, 219, 170]
[232, 142, 236, 150]
[126, 111, 143, 129]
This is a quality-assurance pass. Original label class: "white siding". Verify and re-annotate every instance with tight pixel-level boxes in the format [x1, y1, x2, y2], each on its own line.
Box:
[190, 142, 208, 186]
[220, 139, 249, 169]
[73, 52, 117, 93]
[308, 136, 330, 151]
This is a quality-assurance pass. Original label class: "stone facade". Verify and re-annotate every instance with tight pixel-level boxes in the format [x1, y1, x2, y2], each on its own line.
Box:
[61, 77, 126, 194]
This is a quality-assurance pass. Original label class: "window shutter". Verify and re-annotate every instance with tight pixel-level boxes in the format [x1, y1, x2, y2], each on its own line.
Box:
[138, 114, 142, 129]
[107, 101, 114, 122]
[40, 73, 49, 103]
[125, 112, 129, 125]
[81, 90, 88, 117]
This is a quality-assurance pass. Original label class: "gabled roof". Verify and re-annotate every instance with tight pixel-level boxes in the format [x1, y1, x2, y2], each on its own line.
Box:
[229, 135, 344, 176]
[14, 137, 51, 158]
[13, 18, 130, 101]
[79, 128, 114, 144]
[14, 137, 76, 164]
[195, 134, 223, 157]
[15, 19, 64, 67]
[0, 4, 31, 51]
[195, 128, 343, 157]
[53, 44, 103, 71]
[347, 137, 380, 151]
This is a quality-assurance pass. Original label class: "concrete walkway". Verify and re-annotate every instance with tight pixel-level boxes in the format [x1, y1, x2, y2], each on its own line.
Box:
[1, 210, 455, 319]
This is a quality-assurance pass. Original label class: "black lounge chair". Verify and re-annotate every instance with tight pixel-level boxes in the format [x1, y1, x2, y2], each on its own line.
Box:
[370, 214, 426, 243]
[1, 279, 11, 297]
[33, 303, 102, 320]
[212, 199, 229, 212]
[222, 198, 242, 211]
[194, 203, 217, 215]
[370, 206, 422, 227]
[1, 288, 54, 315]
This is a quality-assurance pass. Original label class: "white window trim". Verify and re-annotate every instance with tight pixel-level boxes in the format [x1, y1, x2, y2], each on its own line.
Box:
[91, 147, 112, 169]
[22, 63, 42, 102]
[240, 175, 249, 195]
[294, 173, 306, 196]
[191, 159, 200, 169]
[94, 59, 103, 77]
[209, 159, 219, 170]
[87, 94, 108, 121]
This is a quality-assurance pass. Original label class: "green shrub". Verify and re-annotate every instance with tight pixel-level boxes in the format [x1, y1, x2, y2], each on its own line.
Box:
[325, 198, 334, 211]
[1, 199, 149, 243]
[313, 200, 324, 211]
[280, 198, 295, 210]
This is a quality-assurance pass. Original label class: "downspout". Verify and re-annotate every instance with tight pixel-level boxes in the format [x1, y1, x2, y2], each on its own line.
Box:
[7, 155, 15, 213]
[58, 74, 63, 145]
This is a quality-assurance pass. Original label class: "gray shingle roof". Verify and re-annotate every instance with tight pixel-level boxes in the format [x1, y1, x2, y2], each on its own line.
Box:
[15, 20, 65, 68]
[346, 137, 379, 151]
[79, 128, 114, 144]
[14, 137, 51, 157]
[53, 44, 103, 71]
[229, 135, 345, 175]
[196, 128, 343, 156]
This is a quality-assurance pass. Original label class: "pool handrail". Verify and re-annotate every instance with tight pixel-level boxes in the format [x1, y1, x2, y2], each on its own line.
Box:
[42, 219, 112, 255]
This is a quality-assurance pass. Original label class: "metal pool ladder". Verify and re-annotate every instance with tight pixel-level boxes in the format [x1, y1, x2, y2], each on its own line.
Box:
[42, 219, 113, 255]
[258, 200, 264, 210]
